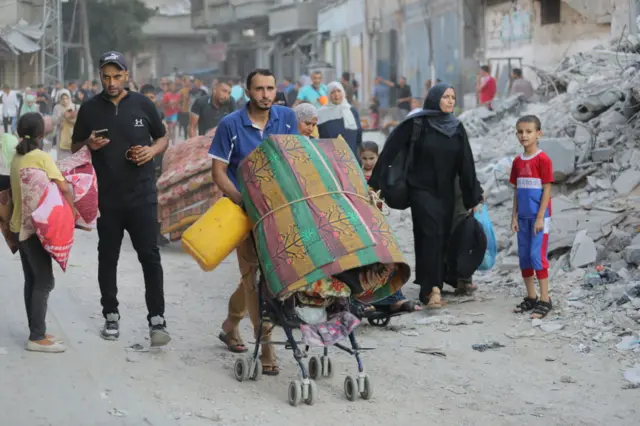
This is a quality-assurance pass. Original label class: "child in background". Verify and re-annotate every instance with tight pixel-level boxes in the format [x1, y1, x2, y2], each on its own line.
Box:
[509, 115, 554, 319]
[10, 112, 75, 352]
[368, 97, 380, 130]
[360, 141, 379, 182]
[360, 141, 383, 210]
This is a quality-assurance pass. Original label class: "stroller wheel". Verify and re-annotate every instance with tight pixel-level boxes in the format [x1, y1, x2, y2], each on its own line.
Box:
[250, 358, 262, 381]
[288, 380, 302, 406]
[234, 357, 250, 382]
[344, 376, 357, 401]
[361, 375, 374, 400]
[368, 316, 391, 327]
[305, 380, 318, 406]
[308, 356, 320, 379]
[321, 356, 333, 378]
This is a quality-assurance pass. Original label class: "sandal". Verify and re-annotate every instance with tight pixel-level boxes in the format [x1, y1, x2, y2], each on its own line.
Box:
[530, 299, 553, 319]
[218, 331, 248, 353]
[513, 297, 538, 313]
[262, 365, 280, 376]
[425, 288, 446, 309]
[390, 300, 422, 313]
[455, 282, 478, 296]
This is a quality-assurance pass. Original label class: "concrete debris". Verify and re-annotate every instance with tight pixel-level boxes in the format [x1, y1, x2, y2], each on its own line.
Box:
[625, 245, 640, 265]
[538, 137, 576, 181]
[613, 169, 640, 195]
[418, 36, 640, 359]
[623, 365, 640, 386]
[570, 230, 597, 268]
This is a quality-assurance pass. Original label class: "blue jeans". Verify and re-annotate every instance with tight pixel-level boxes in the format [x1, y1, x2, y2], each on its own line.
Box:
[372, 290, 406, 307]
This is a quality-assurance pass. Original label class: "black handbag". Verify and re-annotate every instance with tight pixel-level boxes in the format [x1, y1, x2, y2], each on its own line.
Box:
[379, 117, 422, 210]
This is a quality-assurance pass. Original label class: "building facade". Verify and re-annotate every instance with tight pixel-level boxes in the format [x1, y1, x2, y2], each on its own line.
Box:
[192, 0, 274, 79]
[139, 1, 213, 81]
[314, 0, 480, 106]
[268, 0, 322, 83]
[316, 0, 366, 97]
[0, 0, 45, 88]
[480, 0, 639, 92]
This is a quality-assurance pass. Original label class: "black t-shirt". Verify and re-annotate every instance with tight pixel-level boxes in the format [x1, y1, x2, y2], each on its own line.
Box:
[190, 96, 235, 136]
[36, 92, 50, 114]
[396, 84, 412, 110]
[72, 90, 166, 209]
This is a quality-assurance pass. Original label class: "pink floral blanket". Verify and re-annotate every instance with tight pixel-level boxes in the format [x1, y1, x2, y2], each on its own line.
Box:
[157, 134, 214, 191]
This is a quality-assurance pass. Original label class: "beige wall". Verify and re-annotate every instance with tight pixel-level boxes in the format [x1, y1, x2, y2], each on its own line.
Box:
[484, 0, 611, 82]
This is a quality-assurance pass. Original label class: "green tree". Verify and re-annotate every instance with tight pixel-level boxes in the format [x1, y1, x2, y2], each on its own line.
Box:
[85, 0, 153, 58]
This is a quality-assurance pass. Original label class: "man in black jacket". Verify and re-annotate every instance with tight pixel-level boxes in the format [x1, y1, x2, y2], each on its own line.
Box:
[71, 51, 171, 346]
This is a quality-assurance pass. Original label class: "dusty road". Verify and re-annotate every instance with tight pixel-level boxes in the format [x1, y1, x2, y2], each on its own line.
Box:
[0, 229, 637, 426]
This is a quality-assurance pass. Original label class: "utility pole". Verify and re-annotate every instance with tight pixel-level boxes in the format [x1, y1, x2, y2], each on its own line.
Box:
[631, 0, 638, 35]
[79, 0, 94, 77]
[41, 0, 65, 86]
[420, 0, 436, 84]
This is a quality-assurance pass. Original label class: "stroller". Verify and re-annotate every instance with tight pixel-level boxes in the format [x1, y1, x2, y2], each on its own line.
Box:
[232, 135, 410, 406]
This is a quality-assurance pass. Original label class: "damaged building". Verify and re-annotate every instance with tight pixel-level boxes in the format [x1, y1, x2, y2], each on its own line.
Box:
[0, 0, 46, 87]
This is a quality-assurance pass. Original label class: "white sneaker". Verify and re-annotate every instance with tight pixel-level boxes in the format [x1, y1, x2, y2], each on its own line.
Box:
[26, 339, 66, 353]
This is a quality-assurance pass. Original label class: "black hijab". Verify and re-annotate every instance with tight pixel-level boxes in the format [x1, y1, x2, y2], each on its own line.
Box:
[421, 82, 460, 138]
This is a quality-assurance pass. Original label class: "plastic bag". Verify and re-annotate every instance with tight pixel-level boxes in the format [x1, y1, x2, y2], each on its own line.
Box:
[31, 182, 75, 271]
[475, 204, 496, 271]
[1, 133, 18, 172]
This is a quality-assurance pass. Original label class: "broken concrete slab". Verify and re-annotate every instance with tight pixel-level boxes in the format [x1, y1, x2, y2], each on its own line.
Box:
[539, 137, 576, 182]
[597, 108, 627, 130]
[549, 210, 621, 253]
[591, 147, 615, 162]
[573, 125, 593, 145]
[570, 230, 597, 268]
[613, 169, 640, 194]
[625, 245, 640, 265]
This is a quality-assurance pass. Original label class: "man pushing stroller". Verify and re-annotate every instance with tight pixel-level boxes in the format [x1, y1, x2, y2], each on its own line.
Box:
[209, 69, 298, 376]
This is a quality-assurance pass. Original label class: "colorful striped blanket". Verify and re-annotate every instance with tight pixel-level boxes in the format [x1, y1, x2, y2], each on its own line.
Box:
[238, 135, 410, 303]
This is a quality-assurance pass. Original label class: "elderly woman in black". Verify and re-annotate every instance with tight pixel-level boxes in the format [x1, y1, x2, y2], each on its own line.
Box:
[370, 83, 482, 308]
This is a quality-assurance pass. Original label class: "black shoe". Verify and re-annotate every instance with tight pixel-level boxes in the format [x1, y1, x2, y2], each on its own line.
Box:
[100, 313, 120, 341]
[149, 316, 171, 347]
[158, 234, 170, 247]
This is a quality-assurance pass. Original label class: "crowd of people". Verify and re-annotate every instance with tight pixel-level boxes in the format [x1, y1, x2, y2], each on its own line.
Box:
[0, 51, 552, 380]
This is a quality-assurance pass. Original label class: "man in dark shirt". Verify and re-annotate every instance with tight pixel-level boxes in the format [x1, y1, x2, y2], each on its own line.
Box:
[35, 84, 50, 115]
[71, 51, 171, 347]
[285, 81, 300, 107]
[396, 76, 412, 117]
[189, 81, 234, 137]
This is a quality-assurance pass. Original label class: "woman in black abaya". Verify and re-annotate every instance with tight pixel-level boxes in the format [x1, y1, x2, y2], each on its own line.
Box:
[370, 83, 482, 308]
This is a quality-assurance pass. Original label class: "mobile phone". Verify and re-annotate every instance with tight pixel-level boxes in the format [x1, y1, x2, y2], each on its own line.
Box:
[95, 129, 109, 139]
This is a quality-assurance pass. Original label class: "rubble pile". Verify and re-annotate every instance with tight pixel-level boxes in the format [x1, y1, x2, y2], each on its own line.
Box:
[457, 36, 640, 339]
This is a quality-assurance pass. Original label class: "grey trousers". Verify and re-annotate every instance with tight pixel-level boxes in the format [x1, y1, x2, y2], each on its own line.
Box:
[17, 235, 55, 341]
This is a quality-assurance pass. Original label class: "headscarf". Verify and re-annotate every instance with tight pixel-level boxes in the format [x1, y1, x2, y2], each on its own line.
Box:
[57, 89, 72, 106]
[20, 94, 38, 115]
[294, 103, 318, 122]
[317, 81, 358, 130]
[420, 82, 460, 137]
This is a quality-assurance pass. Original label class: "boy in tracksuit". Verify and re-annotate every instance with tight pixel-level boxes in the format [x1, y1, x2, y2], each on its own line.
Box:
[509, 115, 554, 319]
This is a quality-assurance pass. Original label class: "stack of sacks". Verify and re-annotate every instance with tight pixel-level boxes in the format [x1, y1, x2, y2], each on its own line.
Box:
[57, 147, 99, 230]
[157, 133, 222, 241]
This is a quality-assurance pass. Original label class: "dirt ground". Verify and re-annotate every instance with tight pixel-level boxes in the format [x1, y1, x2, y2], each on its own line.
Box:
[0, 229, 638, 426]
